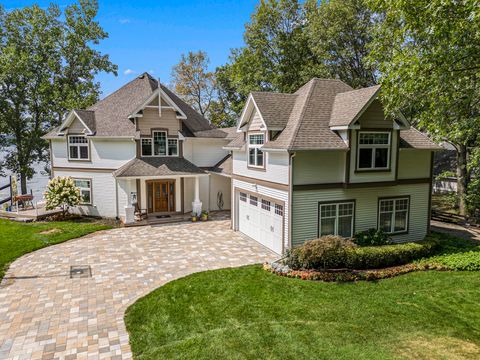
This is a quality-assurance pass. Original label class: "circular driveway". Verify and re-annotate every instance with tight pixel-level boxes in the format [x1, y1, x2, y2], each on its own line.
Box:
[0, 220, 277, 359]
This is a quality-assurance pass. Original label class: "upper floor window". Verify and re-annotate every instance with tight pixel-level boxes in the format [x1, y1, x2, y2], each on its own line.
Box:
[248, 133, 264, 168]
[141, 131, 178, 157]
[68, 136, 89, 160]
[357, 132, 390, 170]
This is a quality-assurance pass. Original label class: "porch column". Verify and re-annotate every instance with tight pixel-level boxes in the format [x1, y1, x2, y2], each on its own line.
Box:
[192, 176, 202, 215]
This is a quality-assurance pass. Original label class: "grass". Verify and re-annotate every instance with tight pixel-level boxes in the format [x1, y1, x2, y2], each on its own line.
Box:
[0, 217, 113, 280]
[125, 266, 480, 360]
[432, 193, 459, 214]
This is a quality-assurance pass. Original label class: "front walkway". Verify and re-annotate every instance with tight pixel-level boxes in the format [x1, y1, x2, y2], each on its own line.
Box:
[0, 220, 277, 359]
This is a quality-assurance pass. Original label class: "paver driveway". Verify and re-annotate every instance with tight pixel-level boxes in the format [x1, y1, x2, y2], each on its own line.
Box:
[0, 219, 277, 359]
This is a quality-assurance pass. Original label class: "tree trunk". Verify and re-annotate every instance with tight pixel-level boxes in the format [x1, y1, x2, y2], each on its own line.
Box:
[20, 173, 28, 195]
[456, 144, 468, 216]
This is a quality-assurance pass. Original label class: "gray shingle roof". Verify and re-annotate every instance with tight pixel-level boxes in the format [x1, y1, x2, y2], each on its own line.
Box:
[194, 127, 238, 139]
[399, 128, 443, 150]
[329, 85, 381, 127]
[250, 92, 298, 129]
[113, 157, 206, 177]
[208, 154, 232, 176]
[45, 73, 212, 138]
[224, 133, 246, 150]
[74, 109, 96, 133]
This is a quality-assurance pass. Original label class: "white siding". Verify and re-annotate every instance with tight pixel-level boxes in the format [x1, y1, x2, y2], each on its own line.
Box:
[248, 109, 265, 131]
[54, 170, 118, 218]
[117, 178, 137, 221]
[293, 151, 345, 185]
[209, 173, 231, 211]
[292, 183, 430, 247]
[68, 117, 88, 133]
[398, 150, 431, 179]
[51, 139, 136, 169]
[183, 138, 230, 167]
[232, 150, 290, 185]
[232, 178, 289, 250]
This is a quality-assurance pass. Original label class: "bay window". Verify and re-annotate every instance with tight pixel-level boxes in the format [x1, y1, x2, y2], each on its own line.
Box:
[357, 132, 390, 170]
[378, 197, 409, 234]
[68, 136, 89, 160]
[318, 201, 355, 238]
[248, 133, 264, 168]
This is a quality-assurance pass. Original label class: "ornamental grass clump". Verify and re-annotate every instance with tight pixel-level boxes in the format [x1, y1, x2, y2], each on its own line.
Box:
[44, 176, 81, 218]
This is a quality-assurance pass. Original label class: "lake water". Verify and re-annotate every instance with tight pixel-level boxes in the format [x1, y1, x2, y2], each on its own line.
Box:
[0, 148, 51, 203]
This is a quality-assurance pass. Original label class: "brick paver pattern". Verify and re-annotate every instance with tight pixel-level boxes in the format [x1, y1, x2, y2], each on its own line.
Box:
[0, 220, 277, 359]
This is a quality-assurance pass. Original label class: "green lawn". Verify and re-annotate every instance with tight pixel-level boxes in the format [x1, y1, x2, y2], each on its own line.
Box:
[0, 218, 113, 280]
[126, 266, 480, 360]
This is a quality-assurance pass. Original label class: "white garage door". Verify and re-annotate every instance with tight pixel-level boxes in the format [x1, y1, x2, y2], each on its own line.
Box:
[238, 191, 283, 254]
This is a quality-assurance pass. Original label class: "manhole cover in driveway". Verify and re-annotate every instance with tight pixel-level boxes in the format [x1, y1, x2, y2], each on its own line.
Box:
[70, 265, 91, 278]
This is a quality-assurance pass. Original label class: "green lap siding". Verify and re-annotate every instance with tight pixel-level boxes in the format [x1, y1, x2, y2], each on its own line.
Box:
[291, 184, 430, 247]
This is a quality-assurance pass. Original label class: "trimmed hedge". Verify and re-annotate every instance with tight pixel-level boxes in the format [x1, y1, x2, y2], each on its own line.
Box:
[352, 228, 391, 246]
[285, 236, 439, 271]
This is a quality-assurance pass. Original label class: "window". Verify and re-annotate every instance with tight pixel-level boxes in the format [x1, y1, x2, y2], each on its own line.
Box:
[168, 139, 178, 156]
[319, 202, 354, 238]
[357, 132, 390, 170]
[153, 131, 167, 156]
[240, 192, 247, 202]
[261, 199, 271, 211]
[141, 139, 152, 156]
[248, 133, 264, 168]
[73, 179, 92, 205]
[250, 196, 258, 206]
[68, 136, 89, 160]
[378, 197, 409, 234]
[275, 204, 283, 216]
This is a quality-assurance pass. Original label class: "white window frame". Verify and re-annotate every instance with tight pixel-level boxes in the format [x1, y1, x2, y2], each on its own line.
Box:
[248, 133, 265, 168]
[378, 197, 409, 234]
[68, 135, 89, 161]
[357, 131, 391, 170]
[318, 201, 355, 238]
[73, 178, 92, 205]
[140, 132, 179, 157]
[261, 199, 271, 211]
[274, 204, 283, 216]
[250, 195, 258, 206]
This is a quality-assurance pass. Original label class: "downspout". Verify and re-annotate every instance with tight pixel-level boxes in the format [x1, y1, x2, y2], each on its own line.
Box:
[288, 152, 296, 251]
[115, 177, 119, 220]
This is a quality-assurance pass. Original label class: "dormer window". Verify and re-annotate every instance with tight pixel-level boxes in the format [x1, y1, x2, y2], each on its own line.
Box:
[248, 133, 264, 168]
[141, 131, 178, 157]
[68, 135, 89, 160]
[357, 132, 390, 170]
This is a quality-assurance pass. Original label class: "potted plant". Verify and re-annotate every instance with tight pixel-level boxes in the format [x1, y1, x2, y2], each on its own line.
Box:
[201, 210, 209, 221]
[191, 212, 198, 222]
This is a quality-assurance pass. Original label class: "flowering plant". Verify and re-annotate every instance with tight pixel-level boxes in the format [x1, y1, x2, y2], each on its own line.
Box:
[44, 176, 81, 218]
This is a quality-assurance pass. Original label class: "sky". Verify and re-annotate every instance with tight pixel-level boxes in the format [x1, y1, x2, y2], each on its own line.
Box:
[3, 0, 258, 98]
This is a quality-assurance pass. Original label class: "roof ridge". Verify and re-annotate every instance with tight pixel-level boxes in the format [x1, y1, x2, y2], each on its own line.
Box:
[287, 80, 316, 150]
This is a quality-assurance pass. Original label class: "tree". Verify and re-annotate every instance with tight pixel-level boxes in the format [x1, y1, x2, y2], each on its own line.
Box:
[368, 0, 480, 215]
[305, 0, 378, 88]
[0, 1, 117, 194]
[44, 176, 81, 218]
[171, 51, 216, 118]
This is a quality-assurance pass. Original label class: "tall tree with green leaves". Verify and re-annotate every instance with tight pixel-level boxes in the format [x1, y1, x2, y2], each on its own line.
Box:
[369, 0, 480, 215]
[216, 0, 320, 117]
[0, 1, 117, 194]
[305, 0, 378, 88]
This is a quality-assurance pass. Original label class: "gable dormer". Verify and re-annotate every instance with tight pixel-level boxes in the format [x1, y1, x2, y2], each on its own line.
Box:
[58, 110, 96, 136]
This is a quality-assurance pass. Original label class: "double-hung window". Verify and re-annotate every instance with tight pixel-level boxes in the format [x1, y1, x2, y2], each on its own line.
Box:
[357, 132, 390, 170]
[378, 197, 409, 234]
[68, 136, 89, 160]
[73, 179, 92, 205]
[168, 139, 178, 156]
[141, 139, 152, 156]
[319, 201, 355, 238]
[248, 133, 264, 168]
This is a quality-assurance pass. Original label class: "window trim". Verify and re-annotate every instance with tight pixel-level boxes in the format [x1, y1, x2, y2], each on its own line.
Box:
[261, 199, 271, 211]
[67, 135, 90, 161]
[317, 200, 356, 238]
[377, 196, 410, 235]
[140, 131, 179, 157]
[356, 131, 392, 172]
[247, 132, 266, 169]
[73, 178, 92, 205]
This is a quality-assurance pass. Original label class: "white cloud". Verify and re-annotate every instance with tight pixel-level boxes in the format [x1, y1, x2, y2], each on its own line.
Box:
[124, 69, 136, 75]
[119, 18, 131, 24]
[149, 70, 155, 74]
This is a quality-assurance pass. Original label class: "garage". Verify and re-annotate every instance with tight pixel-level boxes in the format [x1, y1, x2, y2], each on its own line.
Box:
[237, 191, 283, 254]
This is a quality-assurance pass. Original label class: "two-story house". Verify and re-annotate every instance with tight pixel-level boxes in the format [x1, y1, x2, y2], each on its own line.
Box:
[226, 78, 441, 254]
[43, 73, 235, 223]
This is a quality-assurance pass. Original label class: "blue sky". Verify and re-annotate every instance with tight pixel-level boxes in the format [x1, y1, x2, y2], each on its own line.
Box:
[4, 0, 258, 98]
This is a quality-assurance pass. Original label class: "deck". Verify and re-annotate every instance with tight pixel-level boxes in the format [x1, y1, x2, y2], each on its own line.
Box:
[0, 203, 63, 221]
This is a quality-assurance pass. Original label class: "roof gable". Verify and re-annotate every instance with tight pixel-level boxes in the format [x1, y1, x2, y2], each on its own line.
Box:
[59, 110, 95, 135]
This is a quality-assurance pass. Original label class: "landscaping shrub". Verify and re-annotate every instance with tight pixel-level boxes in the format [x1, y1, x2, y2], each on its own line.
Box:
[284, 235, 356, 270]
[352, 228, 391, 246]
[285, 237, 439, 270]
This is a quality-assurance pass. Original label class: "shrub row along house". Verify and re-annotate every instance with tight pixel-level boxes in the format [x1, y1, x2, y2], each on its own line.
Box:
[43, 73, 441, 254]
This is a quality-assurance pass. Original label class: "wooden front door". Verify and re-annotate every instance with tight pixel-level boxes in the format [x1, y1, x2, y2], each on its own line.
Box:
[147, 180, 175, 213]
